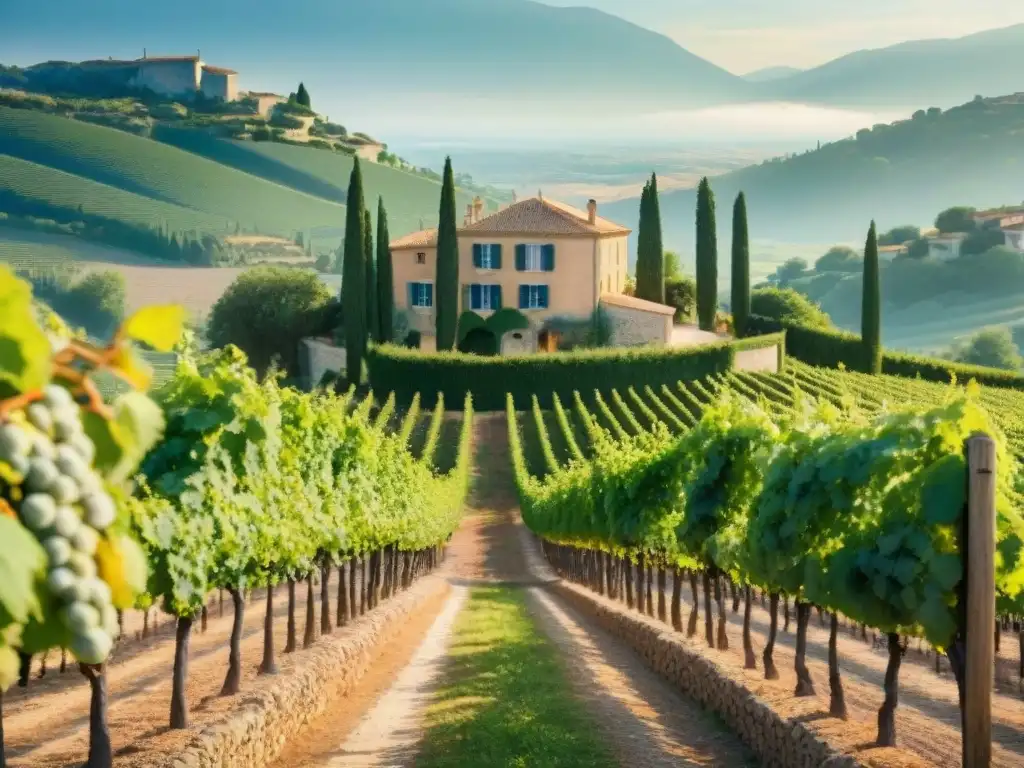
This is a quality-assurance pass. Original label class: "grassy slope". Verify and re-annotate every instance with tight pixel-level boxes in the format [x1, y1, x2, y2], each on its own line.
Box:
[416, 585, 614, 768]
[0, 106, 346, 240]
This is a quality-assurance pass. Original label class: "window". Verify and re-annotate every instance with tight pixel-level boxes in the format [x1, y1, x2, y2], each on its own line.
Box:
[518, 284, 549, 310]
[469, 284, 502, 311]
[408, 281, 433, 308]
[473, 243, 502, 270]
[515, 244, 555, 271]
[416, 252, 426, 264]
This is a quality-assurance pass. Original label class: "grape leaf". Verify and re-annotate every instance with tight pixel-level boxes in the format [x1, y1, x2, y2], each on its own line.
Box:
[921, 454, 966, 525]
[0, 516, 46, 627]
[122, 305, 186, 353]
[84, 392, 165, 484]
[0, 267, 52, 398]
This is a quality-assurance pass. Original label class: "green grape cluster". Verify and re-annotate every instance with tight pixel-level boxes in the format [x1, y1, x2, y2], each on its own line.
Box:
[1, 385, 121, 665]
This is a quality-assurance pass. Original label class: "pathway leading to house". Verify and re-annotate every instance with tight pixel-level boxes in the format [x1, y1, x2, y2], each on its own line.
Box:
[271, 413, 755, 767]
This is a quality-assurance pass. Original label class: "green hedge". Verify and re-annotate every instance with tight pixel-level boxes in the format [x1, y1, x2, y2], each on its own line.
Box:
[367, 332, 785, 411]
[747, 314, 1024, 390]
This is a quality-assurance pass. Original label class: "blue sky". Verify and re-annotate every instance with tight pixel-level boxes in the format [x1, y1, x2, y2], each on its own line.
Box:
[543, 0, 1024, 72]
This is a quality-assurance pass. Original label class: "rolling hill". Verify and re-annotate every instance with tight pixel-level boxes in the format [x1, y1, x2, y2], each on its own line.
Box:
[765, 24, 1024, 109]
[603, 91, 1024, 258]
[0, 106, 487, 252]
[742, 66, 802, 83]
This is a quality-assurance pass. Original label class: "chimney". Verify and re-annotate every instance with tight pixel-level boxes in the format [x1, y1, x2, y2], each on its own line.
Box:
[464, 204, 473, 226]
[472, 196, 483, 222]
[587, 199, 597, 225]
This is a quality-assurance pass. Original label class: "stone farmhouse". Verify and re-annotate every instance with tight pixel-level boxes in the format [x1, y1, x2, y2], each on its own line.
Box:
[390, 195, 676, 353]
[70, 51, 238, 101]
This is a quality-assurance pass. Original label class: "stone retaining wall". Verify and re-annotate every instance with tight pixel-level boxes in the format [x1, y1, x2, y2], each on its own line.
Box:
[550, 579, 931, 768]
[142, 574, 450, 768]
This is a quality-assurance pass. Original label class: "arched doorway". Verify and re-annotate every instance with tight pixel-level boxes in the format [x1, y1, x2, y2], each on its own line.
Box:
[458, 327, 498, 356]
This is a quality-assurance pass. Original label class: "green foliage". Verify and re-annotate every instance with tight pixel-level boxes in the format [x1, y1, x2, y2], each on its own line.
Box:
[730, 192, 751, 337]
[815, 246, 862, 273]
[342, 158, 367, 385]
[751, 288, 831, 329]
[663, 251, 682, 280]
[949, 327, 1023, 371]
[765, 257, 808, 287]
[664, 276, 696, 324]
[364, 208, 379, 343]
[376, 198, 393, 344]
[695, 177, 718, 331]
[935, 206, 976, 234]
[862, 221, 882, 374]
[878, 226, 921, 246]
[206, 266, 332, 379]
[435, 158, 459, 351]
[366, 333, 784, 411]
[295, 82, 311, 109]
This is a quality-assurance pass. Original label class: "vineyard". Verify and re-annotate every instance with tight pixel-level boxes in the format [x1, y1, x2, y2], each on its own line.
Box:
[0, 266, 474, 767]
[508, 360, 1024, 765]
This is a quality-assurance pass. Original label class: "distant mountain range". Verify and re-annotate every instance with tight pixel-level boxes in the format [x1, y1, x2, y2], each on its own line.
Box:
[742, 66, 803, 83]
[3, 1, 1024, 113]
[602, 91, 1024, 259]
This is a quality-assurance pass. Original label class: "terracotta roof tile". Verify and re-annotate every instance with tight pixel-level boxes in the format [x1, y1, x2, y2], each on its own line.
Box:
[390, 228, 437, 250]
[462, 197, 629, 237]
[202, 65, 237, 75]
[138, 56, 200, 63]
[600, 293, 674, 316]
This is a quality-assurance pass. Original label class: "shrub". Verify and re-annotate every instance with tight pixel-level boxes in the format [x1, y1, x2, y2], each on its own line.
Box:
[366, 333, 785, 411]
[947, 327, 1022, 371]
[403, 330, 421, 348]
[664, 276, 696, 322]
[150, 102, 188, 120]
[750, 287, 831, 328]
[269, 111, 305, 130]
[206, 266, 332, 377]
[814, 246, 862, 273]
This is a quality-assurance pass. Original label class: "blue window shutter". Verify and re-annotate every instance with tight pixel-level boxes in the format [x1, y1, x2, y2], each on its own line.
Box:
[472, 244, 481, 268]
[426, 283, 433, 307]
[540, 285, 549, 308]
[518, 285, 528, 308]
[470, 284, 481, 309]
[542, 244, 555, 271]
[515, 244, 526, 271]
[493, 244, 502, 269]
[408, 282, 415, 307]
[492, 285, 502, 309]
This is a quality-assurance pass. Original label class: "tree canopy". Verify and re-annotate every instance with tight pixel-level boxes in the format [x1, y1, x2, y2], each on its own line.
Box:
[750, 287, 831, 328]
[949, 326, 1023, 370]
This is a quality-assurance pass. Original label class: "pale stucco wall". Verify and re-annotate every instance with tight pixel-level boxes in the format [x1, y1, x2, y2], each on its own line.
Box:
[132, 60, 200, 97]
[201, 71, 238, 101]
[596, 237, 628, 297]
[392, 245, 437, 333]
[602, 303, 672, 347]
[301, 338, 346, 389]
[255, 95, 285, 117]
[734, 344, 780, 373]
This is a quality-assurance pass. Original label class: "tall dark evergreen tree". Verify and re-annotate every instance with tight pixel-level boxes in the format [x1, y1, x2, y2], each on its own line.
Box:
[376, 197, 393, 343]
[731, 192, 751, 337]
[635, 173, 665, 303]
[342, 158, 367, 386]
[862, 220, 882, 373]
[435, 157, 459, 350]
[695, 177, 718, 331]
[364, 208, 379, 343]
[295, 82, 311, 108]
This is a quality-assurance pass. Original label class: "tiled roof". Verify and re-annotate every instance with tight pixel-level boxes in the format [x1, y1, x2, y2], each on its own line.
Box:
[390, 228, 438, 250]
[462, 197, 630, 237]
[202, 65, 237, 75]
[138, 56, 200, 63]
[248, 91, 283, 98]
[878, 244, 908, 252]
[600, 293, 675, 316]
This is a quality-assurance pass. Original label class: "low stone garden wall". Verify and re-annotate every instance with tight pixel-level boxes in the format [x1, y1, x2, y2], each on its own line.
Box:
[140, 574, 450, 768]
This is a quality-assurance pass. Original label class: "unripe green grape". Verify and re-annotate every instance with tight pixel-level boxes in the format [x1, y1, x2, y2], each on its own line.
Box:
[60, 601, 101, 634]
[0, 423, 31, 458]
[5, 451, 30, 477]
[82, 577, 112, 608]
[50, 474, 81, 505]
[101, 605, 119, 638]
[68, 551, 97, 580]
[26, 402, 53, 433]
[43, 385, 74, 410]
[69, 433, 96, 464]
[53, 505, 81, 539]
[46, 567, 78, 600]
[70, 627, 112, 665]
[20, 493, 57, 531]
[29, 433, 57, 460]
[25, 457, 59, 493]
[43, 535, 72, 567]
[53, 415, 80, 443]
[82, 493, 116, 531]
[55, 444, 88, 483]
[71, 525, 99, 556]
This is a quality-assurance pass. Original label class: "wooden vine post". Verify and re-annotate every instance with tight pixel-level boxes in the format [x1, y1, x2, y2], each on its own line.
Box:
[963, 433, 995, 768]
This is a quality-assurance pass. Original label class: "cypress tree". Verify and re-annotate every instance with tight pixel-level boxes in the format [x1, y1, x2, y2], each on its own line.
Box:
[730, 192, 751, 337]
[635, 181, 650, 298]
[862, 220, 882, 373]
[647, 173, 664, 302]
[342, 158, 367, 386]
[296, 82, 311, 108]
[376, 197, 393, 343]
[364, 208, 379, 343]
[435, 157, 459, 350]
[695, 177, 718, 331]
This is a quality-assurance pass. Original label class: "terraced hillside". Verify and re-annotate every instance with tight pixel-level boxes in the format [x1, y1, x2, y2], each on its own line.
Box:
[0, 106, 491, 251]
